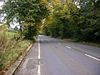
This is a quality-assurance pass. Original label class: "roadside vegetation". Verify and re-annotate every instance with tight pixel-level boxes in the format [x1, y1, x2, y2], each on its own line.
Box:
[2, 0, 49, 40]
[43, 0, 100, 43]
[0, 0, 48, 73]
[0, 25, 32, 72]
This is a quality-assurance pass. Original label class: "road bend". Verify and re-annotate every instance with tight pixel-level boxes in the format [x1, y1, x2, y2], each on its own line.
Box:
[14, 35, 100, 75]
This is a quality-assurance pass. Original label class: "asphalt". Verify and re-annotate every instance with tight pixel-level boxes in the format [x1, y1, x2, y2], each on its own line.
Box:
[14, 35, 100, 75]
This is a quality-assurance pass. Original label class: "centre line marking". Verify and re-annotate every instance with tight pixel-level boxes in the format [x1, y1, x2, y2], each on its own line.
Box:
[38, 37, 41, 75]
[66, 46, 71, 49]
[85, 54, 100, 61]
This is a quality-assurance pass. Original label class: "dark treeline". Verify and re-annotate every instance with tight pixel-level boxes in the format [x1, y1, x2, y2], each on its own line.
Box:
[43, 0, 100, 42]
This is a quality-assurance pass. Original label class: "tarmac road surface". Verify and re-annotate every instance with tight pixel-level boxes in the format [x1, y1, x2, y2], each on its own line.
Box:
[14, 35, 100, 75]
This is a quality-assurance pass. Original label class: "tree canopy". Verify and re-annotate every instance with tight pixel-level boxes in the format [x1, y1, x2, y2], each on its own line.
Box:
[1, 0, 100, 42]
[43, 0, 100, 42]
[2, 0, 49, 39]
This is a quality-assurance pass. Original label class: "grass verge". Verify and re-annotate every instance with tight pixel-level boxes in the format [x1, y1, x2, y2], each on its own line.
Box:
[0, 40, 32, 71]
[0, 29, 33, 73]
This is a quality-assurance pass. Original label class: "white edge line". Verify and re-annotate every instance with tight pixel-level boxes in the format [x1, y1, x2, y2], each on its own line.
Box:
[38, 40, 40, 59]
[38, 37, 41, 75]
[85, 54, 100, 61]
[38, 65, 40, 74]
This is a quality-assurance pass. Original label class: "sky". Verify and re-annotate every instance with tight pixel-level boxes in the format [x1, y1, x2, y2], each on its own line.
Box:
[0, 0, 4, 5]
[0, 1, 20, 28]
[0, 1, 4, 9]
[0, 1, 4, 23]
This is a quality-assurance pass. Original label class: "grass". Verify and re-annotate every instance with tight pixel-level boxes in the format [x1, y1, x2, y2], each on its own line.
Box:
[0, 26, 32, 71]
[0, 40, 31, 71]
[6, 31, 17, 39]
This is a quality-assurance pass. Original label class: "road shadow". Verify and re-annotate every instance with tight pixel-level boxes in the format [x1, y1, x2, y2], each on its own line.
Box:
[37, 39, 66, 44]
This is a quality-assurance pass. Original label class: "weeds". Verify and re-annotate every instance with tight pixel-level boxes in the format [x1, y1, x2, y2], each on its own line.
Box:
[0, 30, 31, 71]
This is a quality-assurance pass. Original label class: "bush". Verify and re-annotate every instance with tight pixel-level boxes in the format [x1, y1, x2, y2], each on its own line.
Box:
[23, 25, 37, 40]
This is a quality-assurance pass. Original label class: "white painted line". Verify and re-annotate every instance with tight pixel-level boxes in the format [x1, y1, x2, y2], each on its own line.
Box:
[38, 37, 41, 75]
[38, 40, 40, 59]
[66, 46, 71, 49]
[85, 54, 100, 61]
[38, 65, 40, 74]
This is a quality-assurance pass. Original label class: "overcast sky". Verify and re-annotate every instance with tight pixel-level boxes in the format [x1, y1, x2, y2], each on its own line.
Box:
[0, 0, 4, 10]
[0, 1, 4, 6]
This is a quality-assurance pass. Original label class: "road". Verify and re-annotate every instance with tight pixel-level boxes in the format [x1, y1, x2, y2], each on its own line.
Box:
[14, 35, 100, 75]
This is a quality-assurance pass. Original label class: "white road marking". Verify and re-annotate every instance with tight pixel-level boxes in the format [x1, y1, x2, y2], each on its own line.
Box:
[66, 46, 71, 49]
[38, 37, 41, 75]
[38, 39, 40, 59]
[38, 65, 40, 74]
[85, 54, 100, 61]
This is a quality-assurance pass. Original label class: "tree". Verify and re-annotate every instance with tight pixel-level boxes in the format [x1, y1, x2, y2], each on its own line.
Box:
[44, 0, 79, 38]
[43, 0, 100, 42]
[2, 0, 49, 39]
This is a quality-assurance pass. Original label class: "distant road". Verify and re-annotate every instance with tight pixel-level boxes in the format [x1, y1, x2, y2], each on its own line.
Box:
[14, 35, 100, 75]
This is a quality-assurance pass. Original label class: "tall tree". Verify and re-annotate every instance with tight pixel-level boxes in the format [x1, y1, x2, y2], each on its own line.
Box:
[2, 0, 49, 39]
